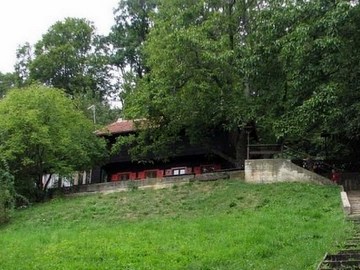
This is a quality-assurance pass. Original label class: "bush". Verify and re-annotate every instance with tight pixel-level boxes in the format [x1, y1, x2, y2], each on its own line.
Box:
[0, 164, 15, 224]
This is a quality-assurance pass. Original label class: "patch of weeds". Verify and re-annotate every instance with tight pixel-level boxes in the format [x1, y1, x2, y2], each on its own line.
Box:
[184, 182, 194, 188]
[129, 205, 138, 211]
[255, 198, 271, 209]
[255, 244, 275, 259]
[127, 181, 139, 191]
[229, 202, 237, 208]
[212, 181, 220, 187]
[142, 211, 150, 216]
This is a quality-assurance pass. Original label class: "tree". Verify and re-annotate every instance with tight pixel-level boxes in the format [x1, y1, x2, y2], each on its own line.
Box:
[107, 0, 157, 106]
[271, 1, 358, 159]
[0, 159, 15, 224]
[0, 85, 107, 200]
[15, 18, 113, 101]
[120, 0, 262, 167]
[108, 0, 157, 78]
[0, 72, 17, 98]
[14, 42, 33, 87]
[120, 0, 360, 165]
[73, 95, 122, 126]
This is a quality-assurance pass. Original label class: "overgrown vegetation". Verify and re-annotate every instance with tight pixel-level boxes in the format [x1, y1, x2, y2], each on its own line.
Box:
[119, 0, 360, 165]
[3, 1, 360, 165]
[0, 180, 351, 269]
[0, 85, 107, 202]
[0, 159, 15, 224]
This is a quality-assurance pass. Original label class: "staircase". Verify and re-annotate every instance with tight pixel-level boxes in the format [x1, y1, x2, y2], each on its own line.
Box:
[348, 191, 360, 217]
[317, 193, 360, 269]
[318, 251, 360, 269]
[317, 221, 360, 269]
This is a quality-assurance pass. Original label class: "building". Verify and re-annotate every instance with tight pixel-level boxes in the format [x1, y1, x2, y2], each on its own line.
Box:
[90, 118, 233, 183]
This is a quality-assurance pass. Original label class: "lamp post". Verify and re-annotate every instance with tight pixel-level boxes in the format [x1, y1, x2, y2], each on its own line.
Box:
[87, 105, 96, 124]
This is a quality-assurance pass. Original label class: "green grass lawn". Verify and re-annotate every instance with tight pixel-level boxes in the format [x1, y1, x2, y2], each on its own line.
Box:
[0, 180, 352, 270]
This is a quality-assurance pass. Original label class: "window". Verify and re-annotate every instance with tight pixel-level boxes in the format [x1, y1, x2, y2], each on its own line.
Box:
[145, 170, 157, 179]
[201, 165, 215, 173]
[172, 167, 186, 175]
[119, 173, 130, 181]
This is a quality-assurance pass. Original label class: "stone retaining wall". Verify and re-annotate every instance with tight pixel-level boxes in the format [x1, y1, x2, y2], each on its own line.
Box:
[245, 159, 334, 185]
[57, 170, 244, 194]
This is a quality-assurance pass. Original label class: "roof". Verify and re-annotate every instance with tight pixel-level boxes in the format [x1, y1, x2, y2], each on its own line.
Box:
[96, 119, 137, 135]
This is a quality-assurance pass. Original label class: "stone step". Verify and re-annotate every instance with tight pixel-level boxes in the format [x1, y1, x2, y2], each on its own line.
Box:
[317, 219, 360, 270]
[337, 249, 360, 254]
[318, 259, 360, 269]
[325, 253, 360, 260]
[347, 192, 360, 216]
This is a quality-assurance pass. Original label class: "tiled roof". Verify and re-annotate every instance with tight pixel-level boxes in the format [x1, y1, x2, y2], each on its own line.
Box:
[96, 119, 137, 135]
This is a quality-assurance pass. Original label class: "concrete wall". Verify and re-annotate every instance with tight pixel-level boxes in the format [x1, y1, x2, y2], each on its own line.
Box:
[245, 159, 334, 185]
[61, 170, 244, 194]
[76, 176, 192, 193]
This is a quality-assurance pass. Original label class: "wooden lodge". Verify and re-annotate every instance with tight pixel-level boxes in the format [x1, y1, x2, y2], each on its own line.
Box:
[42, 119, 283, 189]
[90, 119, 231, 183]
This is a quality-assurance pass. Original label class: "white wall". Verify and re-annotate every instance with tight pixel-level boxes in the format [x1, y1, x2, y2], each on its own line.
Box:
[245, 159, 334, 185]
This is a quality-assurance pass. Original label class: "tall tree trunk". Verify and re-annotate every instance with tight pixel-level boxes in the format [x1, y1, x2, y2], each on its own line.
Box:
[212, 127, 248, 169]
[57, 176, 62, 188]
[37, 174, 43, 190]
[43, 174, 53, 190]
[235, 128, 247, 168]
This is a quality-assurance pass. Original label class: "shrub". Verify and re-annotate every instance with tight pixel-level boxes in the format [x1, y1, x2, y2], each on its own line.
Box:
[0, 162, 15, 224]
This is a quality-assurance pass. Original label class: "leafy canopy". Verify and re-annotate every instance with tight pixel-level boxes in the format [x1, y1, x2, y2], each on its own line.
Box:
[0, 159, 15, 224]
[15, 18, 112, 101]
[121, 0, 360, 162]
[0, 85, 107, 196]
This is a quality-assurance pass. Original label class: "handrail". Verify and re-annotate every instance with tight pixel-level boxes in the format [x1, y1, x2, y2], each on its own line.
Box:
[281, 145, 341, 173]
[248, 144, 283, 155]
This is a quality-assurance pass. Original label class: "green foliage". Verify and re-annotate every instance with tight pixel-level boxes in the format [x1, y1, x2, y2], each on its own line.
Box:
[0, 181, 350, 269]
[108, 0, 157, 77]
[120, 0, 360, 161]
[0, 159, 15, 224]
[72, 96, 121, 126]
[15, 18, 113, 101]
[107, 0, 157, 108]
[14, 42, 32, 86]
[0, 72, 17, 99]
[269, 1, 360, 159]
[121, 0, 254, 166]
[0, 85, 107, 200]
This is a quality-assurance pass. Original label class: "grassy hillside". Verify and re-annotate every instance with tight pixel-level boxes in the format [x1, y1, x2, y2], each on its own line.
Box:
[0, 180, 352, 270]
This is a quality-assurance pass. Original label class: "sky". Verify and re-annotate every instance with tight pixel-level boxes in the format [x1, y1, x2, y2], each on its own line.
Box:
[0, 0, 119, 73]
